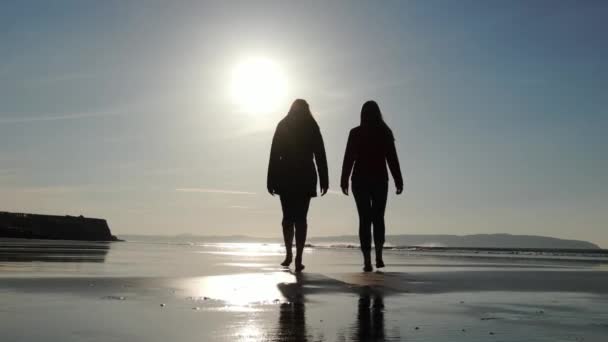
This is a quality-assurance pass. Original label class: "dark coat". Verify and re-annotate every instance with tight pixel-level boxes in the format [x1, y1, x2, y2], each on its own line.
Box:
[341, 126, 404, 188]
[267, 116, 328, 197]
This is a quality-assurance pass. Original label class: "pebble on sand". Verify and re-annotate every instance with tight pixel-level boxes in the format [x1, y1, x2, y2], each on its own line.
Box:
[160, 304, 166, 307]
[415, 327, 420, 330]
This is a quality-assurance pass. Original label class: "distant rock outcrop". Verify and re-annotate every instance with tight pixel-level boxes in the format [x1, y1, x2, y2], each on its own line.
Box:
[0, 211, 119, 242]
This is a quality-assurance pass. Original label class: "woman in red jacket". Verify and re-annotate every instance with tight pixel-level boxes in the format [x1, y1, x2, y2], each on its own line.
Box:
[267, 99, 329, 272]
[341, 101, 403, 272]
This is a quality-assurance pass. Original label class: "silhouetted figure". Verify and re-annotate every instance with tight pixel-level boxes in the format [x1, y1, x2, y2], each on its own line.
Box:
[354, 291, 386, 342]
[268, 99, 329, 272]
[341, 101, 403, 272]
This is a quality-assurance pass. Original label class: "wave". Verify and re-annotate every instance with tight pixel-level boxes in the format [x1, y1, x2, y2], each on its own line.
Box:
[117, 236, 608, 261]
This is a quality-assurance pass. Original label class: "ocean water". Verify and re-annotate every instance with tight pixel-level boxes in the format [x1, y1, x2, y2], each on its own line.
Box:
[1, 238, 608, 341]
[4, 236, 607, 277]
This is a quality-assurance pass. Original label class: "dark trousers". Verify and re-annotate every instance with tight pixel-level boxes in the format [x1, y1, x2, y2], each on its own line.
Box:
[352, 182, 388, 253]
[279, 195, 311, 261]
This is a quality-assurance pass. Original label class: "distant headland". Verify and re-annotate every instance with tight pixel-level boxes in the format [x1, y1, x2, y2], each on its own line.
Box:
[0, 211, 119, 242]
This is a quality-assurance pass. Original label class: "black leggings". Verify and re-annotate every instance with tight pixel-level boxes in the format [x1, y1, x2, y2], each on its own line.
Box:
[352, 182, 388, 252]
[279, 195, 311, 257]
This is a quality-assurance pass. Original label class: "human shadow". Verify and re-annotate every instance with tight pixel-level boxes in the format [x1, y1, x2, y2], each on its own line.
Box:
[275, 273, 308, 341]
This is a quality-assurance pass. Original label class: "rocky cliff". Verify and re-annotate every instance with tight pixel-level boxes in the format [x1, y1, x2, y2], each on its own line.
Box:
[0, 212, 118, 242]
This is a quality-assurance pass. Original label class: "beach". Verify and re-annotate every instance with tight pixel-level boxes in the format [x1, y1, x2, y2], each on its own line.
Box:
[1, 238, 608, 341]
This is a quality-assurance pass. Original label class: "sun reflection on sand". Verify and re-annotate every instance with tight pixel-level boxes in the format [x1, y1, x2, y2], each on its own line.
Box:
[178, 272, 297, 306]
[234, 322, 265, 342]
[198, 243, 286, 257]
[224, 262, 269, 268]
[198, 251, 284, 257]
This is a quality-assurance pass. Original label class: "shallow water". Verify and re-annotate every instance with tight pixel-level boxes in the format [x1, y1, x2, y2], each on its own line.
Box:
[2, 238, 605, 277]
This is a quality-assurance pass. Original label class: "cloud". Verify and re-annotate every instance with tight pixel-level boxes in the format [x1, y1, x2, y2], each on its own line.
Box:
[5, 185, 130, 194]
[0, 110, 125, 124]
[175, 188, 257, 195]
[23, 72, 96, 86]
[0, 168, 18, 175]
[18, 186, 79, 194]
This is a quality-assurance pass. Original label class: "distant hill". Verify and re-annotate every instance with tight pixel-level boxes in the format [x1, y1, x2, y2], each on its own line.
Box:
[120, 233, 600, 249]
[309, 234, 600, 249]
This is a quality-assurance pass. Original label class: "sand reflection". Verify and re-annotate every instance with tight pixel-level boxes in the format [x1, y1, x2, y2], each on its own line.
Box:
[178, 272, 297, 306]
[0, 239, 110, 263]
[275, 273, 308, 341]
[199, 243, 285, 257]
[353, 290, 386, 341]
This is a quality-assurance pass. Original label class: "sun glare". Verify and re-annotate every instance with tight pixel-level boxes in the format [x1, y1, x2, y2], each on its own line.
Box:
[230, 57, 287, 114]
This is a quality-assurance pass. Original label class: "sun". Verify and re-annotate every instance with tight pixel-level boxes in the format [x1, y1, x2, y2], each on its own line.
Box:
[230, 57, 287, 114]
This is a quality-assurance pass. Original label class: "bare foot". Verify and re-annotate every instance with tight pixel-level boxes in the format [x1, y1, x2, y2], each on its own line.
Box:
[281, 255, 292, 267]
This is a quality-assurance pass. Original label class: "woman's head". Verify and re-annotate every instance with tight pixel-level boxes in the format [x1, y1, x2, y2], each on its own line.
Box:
[284, 98, 318, 133]
[360, 100, 383, 126]
[288, 99, 312, 119]
[360, 100, 393, 139]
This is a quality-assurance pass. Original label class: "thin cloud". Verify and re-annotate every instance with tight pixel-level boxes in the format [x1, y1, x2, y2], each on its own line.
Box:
[7, 185, 131, 194]
[23, 72, 96, 86]
[176, 188, 257, 195]
[19, 186, 78, 194]
[0, 111, 124, 124]
[0, 168, 18, 175]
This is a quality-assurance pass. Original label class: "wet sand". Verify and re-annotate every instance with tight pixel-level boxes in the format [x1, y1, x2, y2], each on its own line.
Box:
[1, 239, 608, 341]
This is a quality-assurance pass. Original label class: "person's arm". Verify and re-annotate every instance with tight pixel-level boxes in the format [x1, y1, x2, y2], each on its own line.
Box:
[267, 125, 281, 195]
[386, 137, 404, 194]
[340, 130, 356, 195]
[313, 126, 329, 196]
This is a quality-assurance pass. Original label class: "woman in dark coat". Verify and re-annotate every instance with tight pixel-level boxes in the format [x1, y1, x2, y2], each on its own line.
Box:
[341, 101, 403, 272]
[268, 99, 328, 272]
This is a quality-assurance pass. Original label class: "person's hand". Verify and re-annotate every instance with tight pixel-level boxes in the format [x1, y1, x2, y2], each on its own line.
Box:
[341, 185, 349, 196]
[396, 185, 404, 195]
[320, 186, 328, 196]
[267, 186, 275, 196]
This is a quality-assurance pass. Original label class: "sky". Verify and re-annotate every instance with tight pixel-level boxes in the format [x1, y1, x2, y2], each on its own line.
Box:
[1, 1, 607, 246]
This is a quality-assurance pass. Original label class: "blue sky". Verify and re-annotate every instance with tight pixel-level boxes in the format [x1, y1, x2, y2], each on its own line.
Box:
[1, 1, 607, 246]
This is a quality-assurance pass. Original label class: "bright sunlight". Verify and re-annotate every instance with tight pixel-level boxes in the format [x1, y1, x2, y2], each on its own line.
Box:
[230, 57, 287, 114]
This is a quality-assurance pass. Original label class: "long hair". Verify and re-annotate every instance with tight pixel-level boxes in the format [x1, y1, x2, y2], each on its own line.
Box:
[285, 99, 319, 131]
[360, 100, 393, 140]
